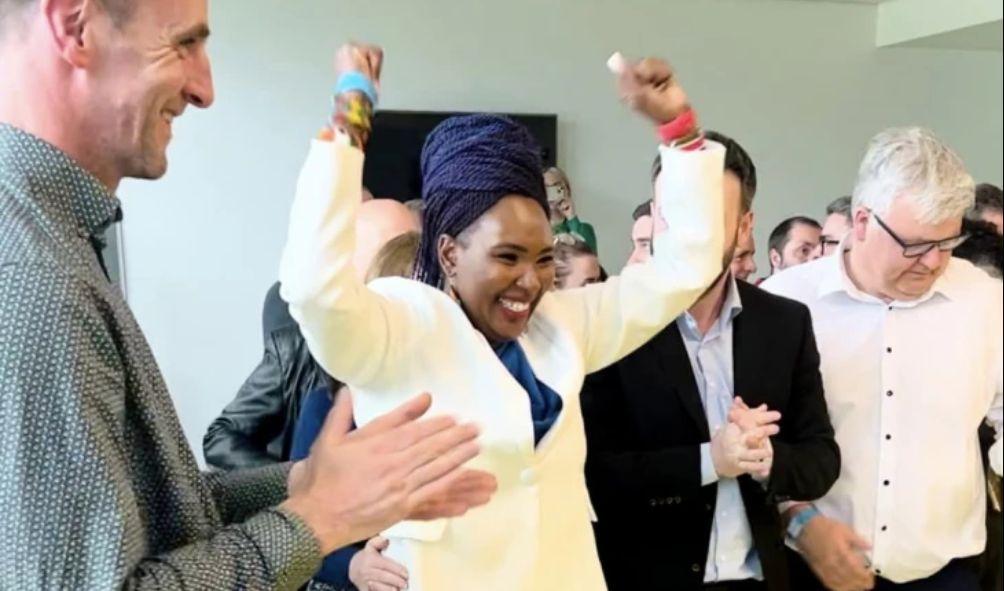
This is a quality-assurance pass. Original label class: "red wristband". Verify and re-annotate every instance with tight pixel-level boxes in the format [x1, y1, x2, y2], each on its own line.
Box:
[657, 109, 696, 144]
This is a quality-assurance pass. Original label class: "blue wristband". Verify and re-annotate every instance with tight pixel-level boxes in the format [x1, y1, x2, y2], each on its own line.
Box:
[786, 505, 821, 541]
[334, 71, 378, 107]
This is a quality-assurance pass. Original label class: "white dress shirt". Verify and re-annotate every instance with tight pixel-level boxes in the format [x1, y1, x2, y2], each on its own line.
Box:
[762, 248, 1003, 583]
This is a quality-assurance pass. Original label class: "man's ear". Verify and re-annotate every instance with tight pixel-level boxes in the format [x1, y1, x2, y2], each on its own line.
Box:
[769, 248, 782, 272]
[41, 0, 100, 68]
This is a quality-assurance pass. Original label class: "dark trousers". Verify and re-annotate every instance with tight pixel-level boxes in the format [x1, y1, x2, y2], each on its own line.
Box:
[978, 506, 1003, 591]
[788, 549, 980, 591]
[703, 580, 766, 591]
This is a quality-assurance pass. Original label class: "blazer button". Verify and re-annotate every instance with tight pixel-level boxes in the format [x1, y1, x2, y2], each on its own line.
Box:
[520, 468, 538, 486]
[675, 496, 683, 504]
[650, 499, 658, 507]
[691, 563, 702, 573]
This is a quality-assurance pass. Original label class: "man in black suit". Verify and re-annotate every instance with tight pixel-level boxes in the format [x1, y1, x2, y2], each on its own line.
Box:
[582, 131, 840, 591]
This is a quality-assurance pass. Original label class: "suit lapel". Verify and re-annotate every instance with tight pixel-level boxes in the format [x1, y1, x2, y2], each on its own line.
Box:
[732, 282, 759, 408]
[652, 322, 711, 440]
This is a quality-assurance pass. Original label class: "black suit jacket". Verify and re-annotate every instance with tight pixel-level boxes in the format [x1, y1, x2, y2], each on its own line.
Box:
[203, 282, 335, 469]
[582, 281, 839, 591]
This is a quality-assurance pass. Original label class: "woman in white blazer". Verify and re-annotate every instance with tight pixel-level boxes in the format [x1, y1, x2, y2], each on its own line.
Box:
[280, 45, 725, 591]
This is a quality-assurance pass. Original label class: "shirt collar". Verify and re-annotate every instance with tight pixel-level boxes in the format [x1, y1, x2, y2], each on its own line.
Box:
[817, 236, 956, 307]
[721, 273, 744, 322]
[0, 123, 122, 240]
[682, 272, 743, 338]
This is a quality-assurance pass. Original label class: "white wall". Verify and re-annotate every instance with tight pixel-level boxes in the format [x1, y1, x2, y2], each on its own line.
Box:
[118, 0, 1003, 463]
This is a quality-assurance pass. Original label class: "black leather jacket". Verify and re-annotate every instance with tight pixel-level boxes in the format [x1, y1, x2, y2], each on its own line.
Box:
[203, 283, 334, 470]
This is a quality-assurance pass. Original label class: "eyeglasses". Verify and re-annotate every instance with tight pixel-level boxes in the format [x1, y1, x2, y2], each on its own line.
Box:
[871, 213, 969, 258]
[818, 238, 842, 256]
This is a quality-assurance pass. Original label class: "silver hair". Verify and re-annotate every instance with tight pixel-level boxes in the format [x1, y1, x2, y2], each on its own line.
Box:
[852, 127, 974, 225]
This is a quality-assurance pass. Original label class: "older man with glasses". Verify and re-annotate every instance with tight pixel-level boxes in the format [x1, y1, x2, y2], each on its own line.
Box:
[762, 127, 1002, 591]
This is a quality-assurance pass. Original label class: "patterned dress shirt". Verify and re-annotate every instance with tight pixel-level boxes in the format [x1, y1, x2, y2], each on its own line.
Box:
[1, 123, 321, 590]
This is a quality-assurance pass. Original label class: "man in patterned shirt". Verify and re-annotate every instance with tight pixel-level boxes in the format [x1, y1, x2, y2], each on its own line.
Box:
[0, 0, 496, 588]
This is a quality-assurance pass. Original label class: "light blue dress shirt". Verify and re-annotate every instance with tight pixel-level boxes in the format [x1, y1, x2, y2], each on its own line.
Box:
[678, 276, 763, 583]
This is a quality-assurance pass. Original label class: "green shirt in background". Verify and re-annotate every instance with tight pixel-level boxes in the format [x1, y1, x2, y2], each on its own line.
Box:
[552, 216, 598, 254]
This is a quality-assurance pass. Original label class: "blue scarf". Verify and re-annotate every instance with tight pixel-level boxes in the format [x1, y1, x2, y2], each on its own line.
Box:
[495, 341, 563, 445]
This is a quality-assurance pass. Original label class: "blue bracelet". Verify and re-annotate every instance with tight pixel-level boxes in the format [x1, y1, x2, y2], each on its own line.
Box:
[334, 71, 378, 107]
[786, 505, 821, 541]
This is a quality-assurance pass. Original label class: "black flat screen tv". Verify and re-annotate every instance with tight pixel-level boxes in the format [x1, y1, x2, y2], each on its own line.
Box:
[362, 110, 557, 202]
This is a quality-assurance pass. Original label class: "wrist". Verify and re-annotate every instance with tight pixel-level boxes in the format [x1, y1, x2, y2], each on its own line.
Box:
[281, 496, 351, 556]
[785, 504, 820, 542]
[657, 109, 703, 150]
[710, 452, 737, 480]
[335, 71, 379, 106]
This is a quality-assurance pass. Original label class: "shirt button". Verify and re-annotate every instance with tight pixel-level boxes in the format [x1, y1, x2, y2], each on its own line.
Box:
[886, 347, 892, 353]
[886, 390, 894, 397]
[883, 479, 891, 486]
[881, 525, 888, 531]
[886, 434, 892, 440]
[520, 468, 538, 486]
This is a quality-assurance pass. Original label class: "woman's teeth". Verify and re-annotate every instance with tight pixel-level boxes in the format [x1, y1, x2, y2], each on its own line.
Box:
[499, 298, 529, 313]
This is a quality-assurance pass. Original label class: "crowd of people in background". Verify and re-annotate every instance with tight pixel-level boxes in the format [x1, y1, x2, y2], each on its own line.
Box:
[2, 2, 1002, 590]
[204, 106, 1004, 590]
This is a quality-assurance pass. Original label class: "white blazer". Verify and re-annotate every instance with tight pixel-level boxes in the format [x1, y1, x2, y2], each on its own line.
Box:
[280, 138, 725, 591]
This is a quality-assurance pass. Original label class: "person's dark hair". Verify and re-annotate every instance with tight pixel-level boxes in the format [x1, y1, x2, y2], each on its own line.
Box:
[650, 130, 757, 213]
[826, 195, 853, 222]
[768, 216, 821, 257]
[632, 200, 652, 221]
[967, 183, 1003, 221]
[953, 218, 1003, 279]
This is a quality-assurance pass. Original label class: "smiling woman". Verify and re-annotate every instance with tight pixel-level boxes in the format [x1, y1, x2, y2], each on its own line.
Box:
[414, 114, 556, 344]
[279, 43, 725, 590]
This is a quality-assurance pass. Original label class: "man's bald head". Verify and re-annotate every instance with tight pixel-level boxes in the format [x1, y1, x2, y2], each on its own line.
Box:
[354, 199, 422, 279]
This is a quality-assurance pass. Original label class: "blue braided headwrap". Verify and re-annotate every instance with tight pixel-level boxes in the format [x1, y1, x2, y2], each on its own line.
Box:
[414, 114, 548, 287]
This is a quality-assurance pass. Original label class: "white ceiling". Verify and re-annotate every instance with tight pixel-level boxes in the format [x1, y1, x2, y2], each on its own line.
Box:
[896, 19, 1002, 50]
[781, 0, 1001, 50]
